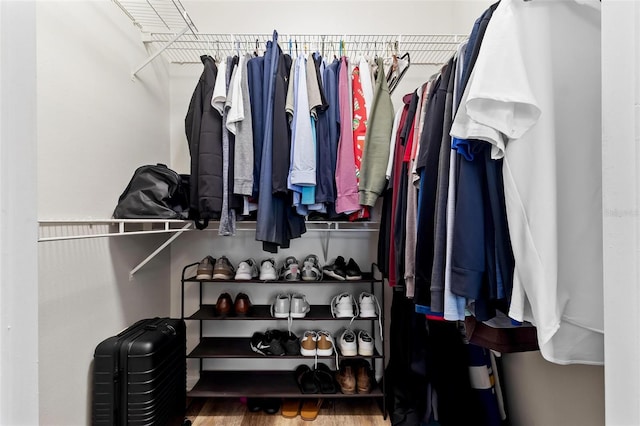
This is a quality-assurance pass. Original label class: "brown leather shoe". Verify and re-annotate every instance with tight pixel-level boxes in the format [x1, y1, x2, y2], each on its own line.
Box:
[234, 293, 252, 316]
[215, 293, 233, 316]
[335, 365, 356, 394]
[356, 361, 372, 393]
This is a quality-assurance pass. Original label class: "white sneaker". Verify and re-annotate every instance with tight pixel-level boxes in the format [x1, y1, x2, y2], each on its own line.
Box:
[270, 294, 290, 318]
[300, 330, 318, 356]
[235, 258, 259, 280]
[358, 292, 380, 318]
[331, 293, 358, 318]
[301, 254, 322, 281]
[316, 330, 334, 356]
[281, 256, 300, 281]
[357, 330, 374, 356]
[259, 258, 277, 280]
[290, 293, 310, 318]
[338, 329, 357, 356]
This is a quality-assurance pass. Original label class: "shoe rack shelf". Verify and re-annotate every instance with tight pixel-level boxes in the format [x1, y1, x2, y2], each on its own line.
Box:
[180, 261, 387, 415]
[189, 337, 383, 359]
[187, 304, 377, 321]
[189, 371, 384, 399]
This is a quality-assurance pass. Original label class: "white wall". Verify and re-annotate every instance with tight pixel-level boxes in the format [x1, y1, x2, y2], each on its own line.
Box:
[602, 1, 640, 425]
[36, 1, 173, 425]
[0, 2, 39, 425]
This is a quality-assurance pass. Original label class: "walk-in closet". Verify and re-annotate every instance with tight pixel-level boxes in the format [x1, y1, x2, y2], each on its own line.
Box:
[1, 1, 637, 425]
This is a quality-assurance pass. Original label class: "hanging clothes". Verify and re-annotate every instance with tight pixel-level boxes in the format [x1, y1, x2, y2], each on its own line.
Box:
[359, 57, 394, 207]
[334, 56, 360, 214]
[185, 55, 222, 228]
[247, 55, 265, 200]
[451, 0, 603, 365]
[219, 56, 238, 236]
[313, 53, 335, 208]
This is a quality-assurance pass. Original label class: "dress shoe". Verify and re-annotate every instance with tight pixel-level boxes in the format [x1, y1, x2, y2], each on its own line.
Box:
[335, 364, 356, 394]
[234, 293, 252, 316]
[215, 292, 233, 316]
[356, 361, 372, 393]
[262, 398, 281, 414]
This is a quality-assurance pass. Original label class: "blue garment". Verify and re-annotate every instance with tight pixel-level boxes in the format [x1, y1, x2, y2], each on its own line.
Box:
[256, 32, 305, 252]
[452, 2, 499, 159]
[247, 56, 265, 199]
[255, 35, 281, 249]
[319, 59, 340, 209]
[450, 1, 513, 321]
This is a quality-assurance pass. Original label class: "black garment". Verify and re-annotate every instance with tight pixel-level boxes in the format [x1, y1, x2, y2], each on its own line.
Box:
[426, 320, 480, 426]
[430, 57, 458, 313]
[271, 53, 292, 195]
[247, 56, 265, 200]
[386, 289, 426, 426]
[258, 36, 305, 253]
[313, 53, 333, 205]
[414, 58, 453, 307]
[392, 92, 419, 286]
[185, 55, 223, 226]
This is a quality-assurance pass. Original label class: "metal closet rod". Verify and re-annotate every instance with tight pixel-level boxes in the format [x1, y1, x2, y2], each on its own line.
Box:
[134, 32, 466, 75]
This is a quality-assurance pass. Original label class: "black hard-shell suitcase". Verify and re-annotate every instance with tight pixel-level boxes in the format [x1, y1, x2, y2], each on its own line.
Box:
[92, 317, 188, 426]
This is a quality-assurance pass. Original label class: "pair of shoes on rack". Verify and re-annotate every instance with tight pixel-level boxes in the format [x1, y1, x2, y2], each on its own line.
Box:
[281, 397, 324, 421]
[247, 397, 281, 415]
[337, 329, 374, 356]
[235, 258, 259, 280]
[196, 255, 236, 280]
[215, 293, 252, 316]
[331, 292, 381, 318]
[299, 330, 334, 356]
[335, 359, 373, 394]
[280, 256, 301, 281]
[271, 294, 310, 319]
[322, 256, 362, 280]
[250, 330, 299, 356]
[295, 363, 337, 394]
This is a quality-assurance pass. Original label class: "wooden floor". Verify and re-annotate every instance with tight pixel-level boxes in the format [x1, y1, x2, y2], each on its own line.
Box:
[186, 397, 391, 425]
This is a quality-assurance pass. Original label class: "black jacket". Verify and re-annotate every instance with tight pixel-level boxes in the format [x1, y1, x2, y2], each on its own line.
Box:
[185, 55, 223, 225]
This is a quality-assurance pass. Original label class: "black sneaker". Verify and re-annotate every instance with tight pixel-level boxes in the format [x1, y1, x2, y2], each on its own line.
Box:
[282, 332, 300, 356]
[323, 256, 347, 280]
[250, 332, 269, 356]
[262, 330, 286, 356]
[345, 258, 363, 280]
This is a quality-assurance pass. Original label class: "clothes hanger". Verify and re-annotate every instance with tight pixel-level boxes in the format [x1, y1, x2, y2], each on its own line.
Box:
[389, 52, 410, 94]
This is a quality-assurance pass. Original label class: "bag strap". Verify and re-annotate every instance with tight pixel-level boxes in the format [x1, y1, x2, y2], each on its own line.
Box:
[194, 219, 209, 230]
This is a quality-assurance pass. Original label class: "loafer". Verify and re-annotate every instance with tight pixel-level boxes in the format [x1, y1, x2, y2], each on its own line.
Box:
[335, 364, 356, 394]
[247, 397, 263, 412]
[234, 293, 252, 316]
[262, 398, 281, 414]
[356, 360, 373, 394]
[215, 292, 233, 316]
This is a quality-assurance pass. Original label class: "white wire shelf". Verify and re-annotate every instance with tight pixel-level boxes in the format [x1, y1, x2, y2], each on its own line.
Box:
[112, 0, 466, 76]
[38, 219, 379, 242]
[143, 32, 467, 67]
[39, 219, 379, 277]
